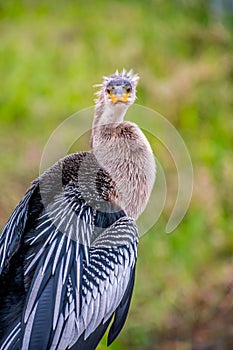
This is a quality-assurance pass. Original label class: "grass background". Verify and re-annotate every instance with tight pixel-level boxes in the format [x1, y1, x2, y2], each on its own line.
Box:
[0, 1, 233, 349]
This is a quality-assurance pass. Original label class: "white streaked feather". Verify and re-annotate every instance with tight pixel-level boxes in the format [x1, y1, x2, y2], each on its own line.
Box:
[77, 314, 86, 337]
[53, 257, 65, 330]
[109, 269, 115, 285]
[64, 302, 69, 321]
[64, 211, 76, 251]
[93, 289, 108, 327]
[62, 245, 73, 284]
[24, 240, 48, 276]
[41, 239, 57, 275]
[50, 313, 64, 350]
[81, 302, 89, 328]
[83, 300, 94, 338]
[25, 223, 62, 275]
[24, 267, 44, 323]
[105, 283, 116, 314]
[0, 322, 21, 350]
[28, 221, 53, 245]
[25, 251, 36, 261]
[52, 234, 65, 275]
[56, 310, 74, 350]
[22, 300, 39, 350]
[98, 279, 105, 295]
[85, 289, 92, 305]
[92, 284, 98, 300]
[84, 292, 100, 338]
[69, 298, 75, 316]
[75, 253, 81, 291]
[35, 215, 53, 230]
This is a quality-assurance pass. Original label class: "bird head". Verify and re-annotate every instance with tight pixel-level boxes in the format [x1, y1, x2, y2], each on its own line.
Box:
[95, 69, 140, 107]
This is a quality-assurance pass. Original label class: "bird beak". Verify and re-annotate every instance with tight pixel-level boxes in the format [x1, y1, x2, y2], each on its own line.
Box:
[109, 86, 130, 103]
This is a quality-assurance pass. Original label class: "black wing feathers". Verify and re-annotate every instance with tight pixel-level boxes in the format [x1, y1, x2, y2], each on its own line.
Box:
[108, 266, 136, 346]
[0, 180, 39, 275]
[27, 278, 54, 350]
[69, 318, 113, 350]
[0, 152, 138, 350]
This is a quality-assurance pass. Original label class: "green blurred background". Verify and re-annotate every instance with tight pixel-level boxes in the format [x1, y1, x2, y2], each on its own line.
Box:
[0, 1, 232, 349]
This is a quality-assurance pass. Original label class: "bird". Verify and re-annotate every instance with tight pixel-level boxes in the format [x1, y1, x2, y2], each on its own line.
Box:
[0, 69, 156, 350]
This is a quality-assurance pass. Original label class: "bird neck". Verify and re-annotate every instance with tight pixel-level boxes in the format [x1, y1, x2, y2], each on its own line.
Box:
[93, 101, 128, 129]
[91, 108, 156, 219]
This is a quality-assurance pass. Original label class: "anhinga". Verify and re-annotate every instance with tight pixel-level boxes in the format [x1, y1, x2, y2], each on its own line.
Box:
[0, 70, 155, 350]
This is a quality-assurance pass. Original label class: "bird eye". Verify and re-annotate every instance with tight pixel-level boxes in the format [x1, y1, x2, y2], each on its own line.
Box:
[126, 86, 131, 93]
[106, 88, 111, 94]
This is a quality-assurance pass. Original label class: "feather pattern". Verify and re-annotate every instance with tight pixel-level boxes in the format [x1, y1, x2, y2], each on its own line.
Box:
[0, 152, 138, 350]
[0, 180, 39, 274]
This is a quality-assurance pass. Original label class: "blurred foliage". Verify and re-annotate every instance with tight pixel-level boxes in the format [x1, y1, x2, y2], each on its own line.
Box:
[0, 0, 233, 349]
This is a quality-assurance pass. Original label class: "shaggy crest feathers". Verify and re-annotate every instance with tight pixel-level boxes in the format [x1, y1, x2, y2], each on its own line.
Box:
[94, 69, 139, 103]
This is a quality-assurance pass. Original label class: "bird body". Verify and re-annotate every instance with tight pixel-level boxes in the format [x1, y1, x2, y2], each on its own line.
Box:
[0, 70, 155, 350]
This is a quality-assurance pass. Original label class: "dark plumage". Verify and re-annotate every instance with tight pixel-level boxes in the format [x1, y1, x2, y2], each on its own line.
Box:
[0, 70, 155, 350]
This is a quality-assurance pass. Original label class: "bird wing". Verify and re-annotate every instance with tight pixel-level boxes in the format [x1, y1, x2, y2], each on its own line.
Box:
[0, 175, 138, 350]
[69, 216, 138, 350]
[0, 179, 39, 275]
